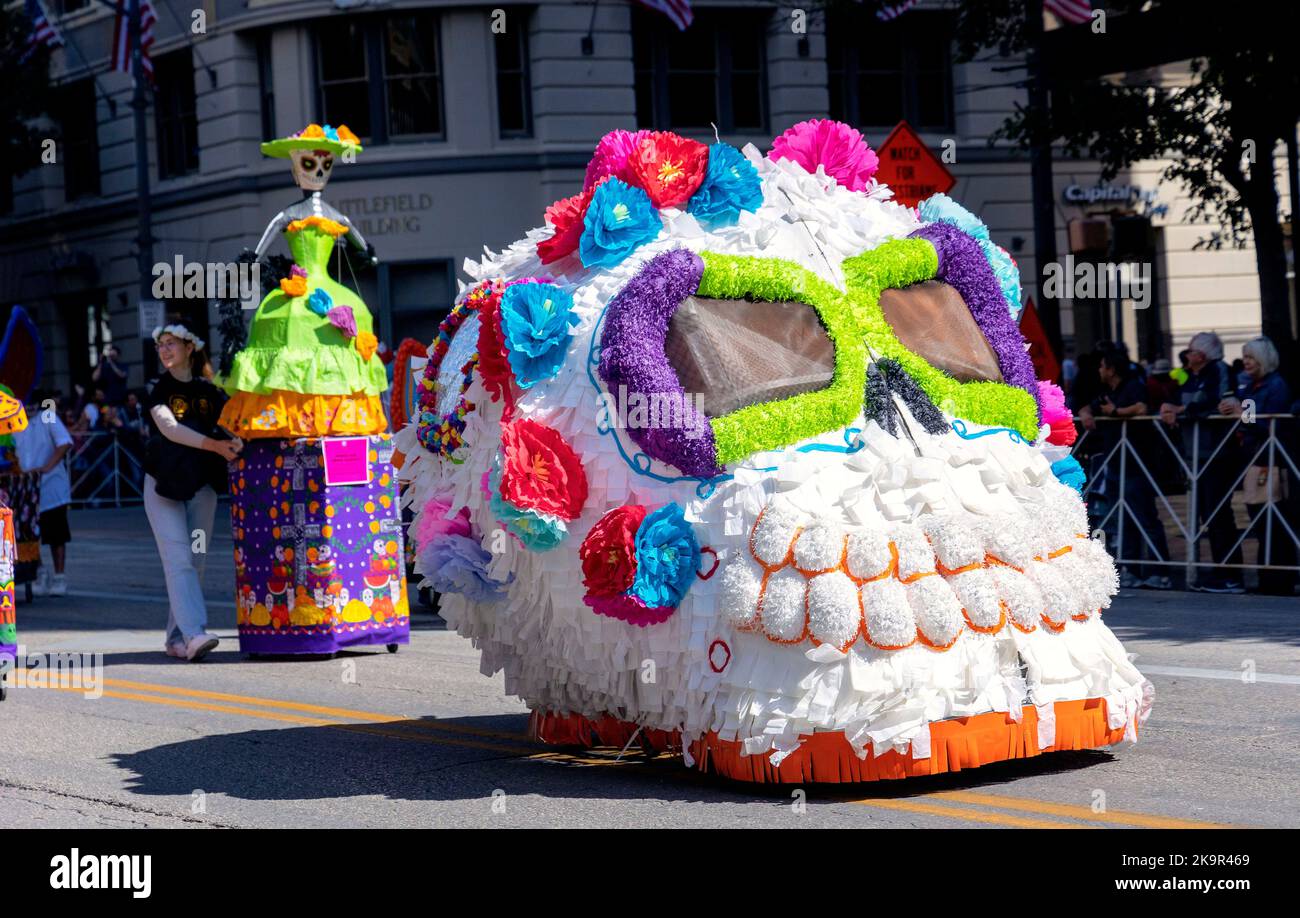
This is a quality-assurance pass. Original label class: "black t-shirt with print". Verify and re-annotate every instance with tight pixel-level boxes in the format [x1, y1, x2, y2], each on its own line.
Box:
[144, 374, 230, 500]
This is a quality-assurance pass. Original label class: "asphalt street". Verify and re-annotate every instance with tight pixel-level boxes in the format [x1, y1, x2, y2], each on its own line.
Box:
[1, 504, 1297, 828]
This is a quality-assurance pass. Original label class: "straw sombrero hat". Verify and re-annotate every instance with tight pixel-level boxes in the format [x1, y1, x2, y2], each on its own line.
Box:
[261, 123, 363, 159]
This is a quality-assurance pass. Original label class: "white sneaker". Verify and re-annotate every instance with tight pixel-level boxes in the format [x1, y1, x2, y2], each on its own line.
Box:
[31, 569, 50, 597]
[48, 574, 67, 597]
[185, 633, 220, 661]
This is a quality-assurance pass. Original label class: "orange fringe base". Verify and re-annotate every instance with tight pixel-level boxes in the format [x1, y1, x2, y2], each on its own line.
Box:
[529, 699, 1129, 784]
[219, 389, 388, 438]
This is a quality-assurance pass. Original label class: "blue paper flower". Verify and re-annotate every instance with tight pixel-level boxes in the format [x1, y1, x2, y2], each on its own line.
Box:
[499, 282, 578, 388]
[1051, 455, 1087, 494]
[489, 463, 569, 551]
[918, 193, 990, 242]
[417, 534, 511, 602]
[687, 144, 763, 228]
[630, 503, 699, 608]
[579, 179, 662, 269]
[307, 287, 334, 317]
[323, 124, 340, 142]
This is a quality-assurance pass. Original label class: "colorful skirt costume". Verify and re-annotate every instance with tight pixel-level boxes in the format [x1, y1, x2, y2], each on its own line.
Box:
[220, 220, 410, 655]
[0, 391, 28, 680]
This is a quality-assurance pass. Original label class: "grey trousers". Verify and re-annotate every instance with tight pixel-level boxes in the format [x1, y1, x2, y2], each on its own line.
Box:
[143, 475, 217, 644]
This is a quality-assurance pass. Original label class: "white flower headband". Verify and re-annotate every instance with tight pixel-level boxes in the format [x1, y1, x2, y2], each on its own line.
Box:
[152, 324, 206, 352]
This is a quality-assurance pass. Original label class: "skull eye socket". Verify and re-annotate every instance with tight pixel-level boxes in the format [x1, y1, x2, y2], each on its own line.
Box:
[878, 280, 1003, 383]
[300, 156, 317, 172]
[321, 158, 333, 171]
[666, 296, 834, 418]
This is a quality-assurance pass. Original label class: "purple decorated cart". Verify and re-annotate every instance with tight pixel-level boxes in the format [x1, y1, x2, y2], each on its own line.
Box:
[228, 435, 410, 655]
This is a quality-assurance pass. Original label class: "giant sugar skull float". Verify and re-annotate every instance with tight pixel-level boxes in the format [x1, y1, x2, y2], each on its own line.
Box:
[397, 121, 1152, 783]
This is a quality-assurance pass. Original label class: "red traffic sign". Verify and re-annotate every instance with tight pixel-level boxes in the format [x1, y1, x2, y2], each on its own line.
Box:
[874, 121, 955, 208]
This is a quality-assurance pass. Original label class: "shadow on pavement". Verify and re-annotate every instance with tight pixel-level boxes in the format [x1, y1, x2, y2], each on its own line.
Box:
[1103, 589, 1300, 647]
[108, 714, 1119, 807]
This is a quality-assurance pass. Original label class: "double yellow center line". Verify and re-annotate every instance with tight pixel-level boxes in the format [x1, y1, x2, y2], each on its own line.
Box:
[36, 676, 1229, 828]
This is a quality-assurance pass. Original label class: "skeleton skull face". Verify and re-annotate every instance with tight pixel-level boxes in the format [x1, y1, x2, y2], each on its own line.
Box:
[403, 125, 1152, 782]
[290, 148, 334, 192]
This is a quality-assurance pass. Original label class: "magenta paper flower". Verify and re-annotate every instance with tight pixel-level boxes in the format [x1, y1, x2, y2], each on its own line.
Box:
[768, 119, 880, 192]
[327, 304, 357, 338]
[583, 129, 650, 191]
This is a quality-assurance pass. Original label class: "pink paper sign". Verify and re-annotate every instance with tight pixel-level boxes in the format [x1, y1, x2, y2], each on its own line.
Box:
[322, 436, 372, 486]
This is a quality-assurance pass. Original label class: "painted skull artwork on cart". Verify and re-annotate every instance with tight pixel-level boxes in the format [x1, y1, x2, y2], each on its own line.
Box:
[397, 120, 1153, 783]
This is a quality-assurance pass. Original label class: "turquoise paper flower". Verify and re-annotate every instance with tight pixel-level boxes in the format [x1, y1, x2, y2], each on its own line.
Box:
[307, 287, 334, 317]
[981, 239, 1023, 319]
[1051, 455, 1087, 494]
[323, 124, 340, 142]
[918, 193, 990, 242]
[499, 282, 578, 388]
[630, 503, 699, 608]
[579, 179, 662, 269]
[687, 144, 763, 228]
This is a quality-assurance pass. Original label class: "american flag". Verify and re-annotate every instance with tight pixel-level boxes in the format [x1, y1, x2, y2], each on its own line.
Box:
[22, 0, 64, 61]
[877, 0, 920, 21]
[634, 0, 693, 31]
[110, 0, 158, 79]
[1045, 0, 1093, 25]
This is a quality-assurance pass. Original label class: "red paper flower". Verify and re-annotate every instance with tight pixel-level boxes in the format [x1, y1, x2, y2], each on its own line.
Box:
[623, 132, 709, 209]
[1047, 417, 1078, 447]
[498, 418, 588, 521]
[579, 504, 648, 596]
[472, 281, 513, 403]
[537, 179, 609, 265]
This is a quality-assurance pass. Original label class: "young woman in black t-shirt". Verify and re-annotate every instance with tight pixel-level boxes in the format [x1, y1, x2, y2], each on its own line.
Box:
[144, 324, 243, 661]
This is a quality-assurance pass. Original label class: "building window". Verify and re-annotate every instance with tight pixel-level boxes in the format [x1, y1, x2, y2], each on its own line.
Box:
[316, 13, 444, 144]
[56, 79, 100, 200]
[154, 50, 200, 179]
[257, 33, 276, 141]
[346, 259, 454, 347]
[493, 12, 532, 138]
[632, 7, 768, 133]
[56, 0, 90, 14]
[827, 9, 954, 132]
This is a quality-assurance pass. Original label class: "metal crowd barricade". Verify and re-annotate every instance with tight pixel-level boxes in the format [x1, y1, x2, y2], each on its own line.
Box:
[1072, 413, 1300, 583]
[67, 430, 146, 509]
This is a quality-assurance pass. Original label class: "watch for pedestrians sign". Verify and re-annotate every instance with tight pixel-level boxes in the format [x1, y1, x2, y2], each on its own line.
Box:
[874, 121, 956, 208]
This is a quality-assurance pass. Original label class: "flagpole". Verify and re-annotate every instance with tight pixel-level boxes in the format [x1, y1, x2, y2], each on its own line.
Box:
[129, 0, 154, 335]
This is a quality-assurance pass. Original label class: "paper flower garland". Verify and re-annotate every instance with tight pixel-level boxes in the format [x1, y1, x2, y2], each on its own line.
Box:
[687, 143, 763, 228]
[417, 297, 479, 458]
[579, 179, 662, 269]
[580, 502, 699, 626]
[622, 132, 709, 209]
[768, 118, 880, 192]
[498, 282, 578, 388]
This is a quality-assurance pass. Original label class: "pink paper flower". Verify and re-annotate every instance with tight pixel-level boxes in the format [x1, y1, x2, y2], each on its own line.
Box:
[1038, 379, 1077, 446]
[583, 129, 650, 191]
[414, 498, 471, 549]
[768, 119, 880, 192]
[326, 304, 357, 338]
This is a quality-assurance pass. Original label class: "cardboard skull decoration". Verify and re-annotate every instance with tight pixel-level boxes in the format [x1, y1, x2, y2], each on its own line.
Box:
[397, 121, 1153, 783]
[290, 148, 335, 192]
